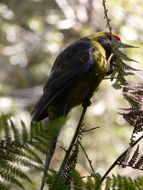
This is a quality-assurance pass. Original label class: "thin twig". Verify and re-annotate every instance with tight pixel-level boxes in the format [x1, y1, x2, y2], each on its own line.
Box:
[60, 146, 67, 152]
[82, 126, 99, 133]
[102, 0, 112, 36]
[103, 76, 117, 80]
[59, 104, 88, 173]
[80, 135, 143, 185]
[98, 134, 143, 187]
[80, 142, 95, 174]
[130, 115, 140, 146]
[59, 82, 96, 174]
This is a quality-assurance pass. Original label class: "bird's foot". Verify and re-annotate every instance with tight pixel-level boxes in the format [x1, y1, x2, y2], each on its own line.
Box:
[82, 100, 91, 108]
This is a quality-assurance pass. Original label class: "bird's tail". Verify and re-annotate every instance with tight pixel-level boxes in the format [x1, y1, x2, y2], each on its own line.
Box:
[38, 99, 69, 190]
[40, 131, 59, 190]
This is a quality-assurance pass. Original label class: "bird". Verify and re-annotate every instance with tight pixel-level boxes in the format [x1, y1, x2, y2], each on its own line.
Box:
[32, 31, 121, 188]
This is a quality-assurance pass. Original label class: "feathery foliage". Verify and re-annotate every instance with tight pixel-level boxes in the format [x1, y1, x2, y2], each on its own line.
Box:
[46, 4, 143, 189]
[0, 113, 67, 189]
[94, 0, 143, 186]
[0, 0, 142, 189]
[47, 170, 143, 190]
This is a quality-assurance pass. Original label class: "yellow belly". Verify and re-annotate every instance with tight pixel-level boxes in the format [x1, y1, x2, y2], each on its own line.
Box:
[47, 65, 107, 119]
[67, 68, 105, 109]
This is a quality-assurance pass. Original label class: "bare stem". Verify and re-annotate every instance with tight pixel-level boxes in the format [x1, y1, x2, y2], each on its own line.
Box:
[82, 126, 99, 133]
[102, 0, 112, 36]
[80, 142, 95, 174]
[59, 82, 96, 175]
[98, 134, 143, 187]
[59, 104, 88, 173]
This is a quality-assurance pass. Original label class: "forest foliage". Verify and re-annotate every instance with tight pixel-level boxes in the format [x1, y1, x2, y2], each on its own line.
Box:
[0, 0, 143, 189]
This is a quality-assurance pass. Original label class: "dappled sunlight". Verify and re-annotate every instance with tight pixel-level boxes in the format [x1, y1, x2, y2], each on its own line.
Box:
[0, 97, 13, 109]
[0, 0, 143, 188]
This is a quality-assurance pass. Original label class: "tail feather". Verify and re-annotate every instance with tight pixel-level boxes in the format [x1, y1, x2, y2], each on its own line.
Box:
[36, 99, 69, 190]
[40, 132, 59, 190]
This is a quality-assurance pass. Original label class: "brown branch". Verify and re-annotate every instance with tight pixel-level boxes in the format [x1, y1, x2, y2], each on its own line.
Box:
[98, 134, 143, 187]
[58, 81, 97, 175]
[82, 126, 99, 133]
[102, 0, 112, 37]
[58, 104, 88, 174]
[80, 142, 95, 174]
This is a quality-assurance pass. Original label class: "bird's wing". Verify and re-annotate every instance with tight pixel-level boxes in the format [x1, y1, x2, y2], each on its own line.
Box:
[32, 38, 97, 122]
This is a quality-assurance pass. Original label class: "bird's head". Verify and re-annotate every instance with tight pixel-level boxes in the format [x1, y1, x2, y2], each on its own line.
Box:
[89, 31, 121, 49]
[88, 31, 121, 56]
[92, 31, 121, 42]
[88, 31, 121, 75]
[96, 31, 121, 56]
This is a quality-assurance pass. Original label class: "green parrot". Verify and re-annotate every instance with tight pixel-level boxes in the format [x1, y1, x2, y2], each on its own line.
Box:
[32, 31, 121, 189]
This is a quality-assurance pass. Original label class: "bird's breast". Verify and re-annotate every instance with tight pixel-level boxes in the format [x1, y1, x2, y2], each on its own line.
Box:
[67, 67, 105, 109]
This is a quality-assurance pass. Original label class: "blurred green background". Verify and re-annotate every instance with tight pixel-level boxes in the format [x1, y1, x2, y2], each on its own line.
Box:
[0, 0, 143, 189]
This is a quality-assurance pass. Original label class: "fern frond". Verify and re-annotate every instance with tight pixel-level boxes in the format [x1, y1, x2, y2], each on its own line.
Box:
[4, 119, 11, 144]
[134, 155, 143, 169]
[47, 170, 67, 190]
[85, 177, 95, 190]
[21, 120, 29, 142]
[60, 140, 80, 185]
[0, 182, 9, 190]
[117, 41, 138, 49]
[22, 144, 43, 164]
[123, 92, 141, 108]
[94, 173, 102, 190]
[128, 145, 139, 166]
[136, 176, 143, 187]
[30, 140, 48, 155]
[5, 152, 42, 170]
[9, 119, 20, 142]
[0, 114, 69, 189]
[72, 170, 84, 190]
[119, 62, 138, 71]
[0, 160, 31, 182]
[105, 176, 112, 190]
[0, 170, 25, 190]
[114, 48, 135, 62]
